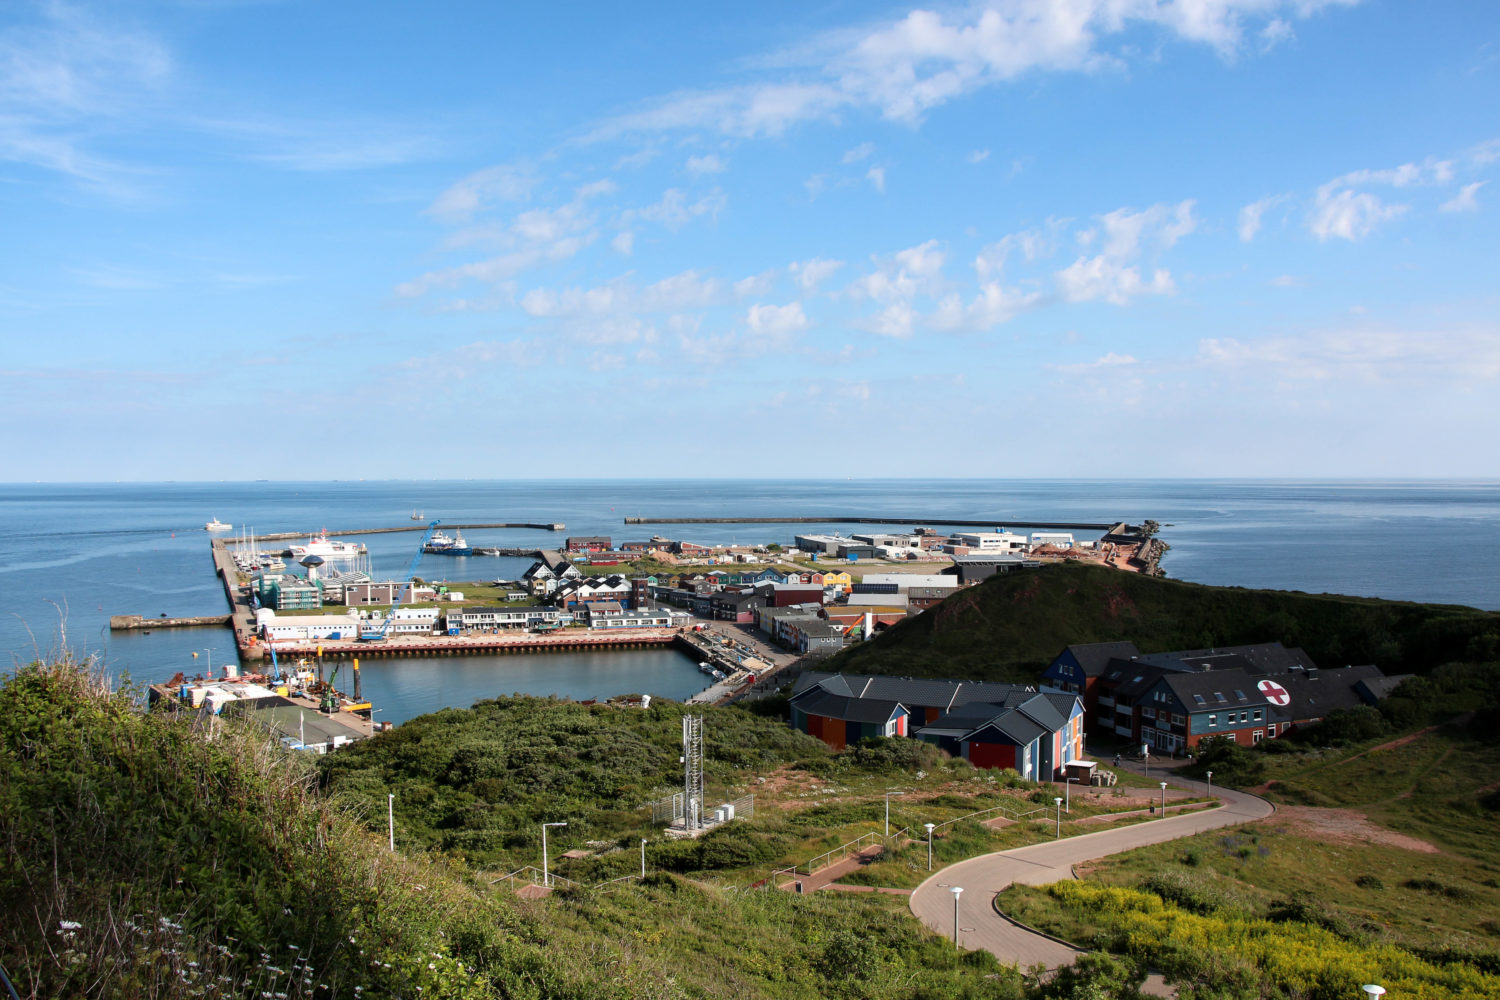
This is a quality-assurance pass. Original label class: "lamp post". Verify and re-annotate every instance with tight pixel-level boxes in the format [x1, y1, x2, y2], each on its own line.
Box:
[640, 838, 647, 879]
[1064, 771, 1071, 814]
[1054, 797, 1063, 838]
[387, 794, 395, 852]
[1361, 986, 1385, 1000]
[541, 821, 567, 887]
[1206, 770, 1213, 796]
[885, 789, 902, 837]
[1142, 742, 1150, 778]
[949, 886, 964, 948]
[925, 823, 936, 870]
[1159, 781, 1168, 818]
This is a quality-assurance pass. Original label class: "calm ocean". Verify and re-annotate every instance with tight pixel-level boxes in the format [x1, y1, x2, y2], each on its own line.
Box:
[2, 480, 1496, 722]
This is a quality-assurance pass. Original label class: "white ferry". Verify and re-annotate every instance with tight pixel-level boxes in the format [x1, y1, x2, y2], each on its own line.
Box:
[205, 518, 232, 531]
[287, 531, 367, 559]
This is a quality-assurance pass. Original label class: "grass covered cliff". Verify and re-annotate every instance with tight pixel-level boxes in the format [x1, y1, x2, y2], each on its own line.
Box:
[829, 562, 1500, 682]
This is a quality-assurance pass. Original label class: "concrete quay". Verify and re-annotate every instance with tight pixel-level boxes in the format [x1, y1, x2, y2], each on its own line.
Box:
[255, 522, 564, 541]
[624, 515, 1119, 530]
[110, 614, 231, 630]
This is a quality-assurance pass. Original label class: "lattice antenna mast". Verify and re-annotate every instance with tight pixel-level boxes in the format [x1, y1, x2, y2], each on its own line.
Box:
[682, 714, 705, 830]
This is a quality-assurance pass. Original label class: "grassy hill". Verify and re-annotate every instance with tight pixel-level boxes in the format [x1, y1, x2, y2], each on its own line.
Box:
[0, 659, 1059, 1000]
[829, 562, 1500, 682]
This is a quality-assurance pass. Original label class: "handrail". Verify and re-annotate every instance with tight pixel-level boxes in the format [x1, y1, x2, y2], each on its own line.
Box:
[930, 798, 1045, 833]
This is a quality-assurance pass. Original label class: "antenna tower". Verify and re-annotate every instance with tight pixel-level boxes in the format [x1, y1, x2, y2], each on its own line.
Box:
[682, 714, 705, 830]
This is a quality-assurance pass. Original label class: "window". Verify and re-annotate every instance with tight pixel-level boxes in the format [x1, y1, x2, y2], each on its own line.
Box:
[1252, 730, 1265, 744]
[1253, 710, 1262, 721]
[1193, 694, 1207, 706]
[1208, 714, 1218, 727]
[1214, 692, 1228, 703]
[1235, 689, 1248, 700]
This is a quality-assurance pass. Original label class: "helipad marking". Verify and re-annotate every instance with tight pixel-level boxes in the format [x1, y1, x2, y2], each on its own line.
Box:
[1258, 679, 1290, 706]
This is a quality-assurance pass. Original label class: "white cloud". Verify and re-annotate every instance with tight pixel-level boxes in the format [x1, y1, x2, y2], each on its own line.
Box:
[866, 165, 886, 192]
[1046, 351, 1139, 373]
[734, 271, 777, 298]
[966, 148, 991, 164]
[426, 163, 536, 221]
[866, 302, 918, 338]
[842, 142, 875, 163]
[932, 282, 1041, 332]
[0, 4, 170, 195]
[612, 230, 635, 255]
[1306, 158, 1459, 240]
[1057, 258, 1174, 304]
[1055, 200, 1194, 304]
[518, 270, 725, 319]
[1197, 326, 1500, 381]
[974, 221, 1066, 279]
[1440, 181, 1484, 213]
[1308, 188, 1406, 241]
[1238, 194, 1287, 242]
[629, 187, 727, 229]
[588, 1, 1356, 139]
[685, 153, 727, 175]
[746, 302, 809, 336]
[790, 257, 844, 292]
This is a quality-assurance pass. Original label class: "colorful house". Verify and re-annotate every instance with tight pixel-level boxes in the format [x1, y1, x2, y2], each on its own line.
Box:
[790, 672, 1085, 779]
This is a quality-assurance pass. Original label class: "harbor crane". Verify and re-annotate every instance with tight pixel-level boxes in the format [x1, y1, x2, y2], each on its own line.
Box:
[358, 520, 440, 643]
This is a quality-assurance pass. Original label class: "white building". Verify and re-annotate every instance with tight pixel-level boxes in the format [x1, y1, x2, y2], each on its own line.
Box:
[257, 609, 363, 642]
[952, 531, 1029, 552]
[858, 573, 961, 591]
[358, 607, 440, 637]
[1030, 532, 1076, 548]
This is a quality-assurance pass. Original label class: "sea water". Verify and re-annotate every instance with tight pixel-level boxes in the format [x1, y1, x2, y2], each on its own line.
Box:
[2, 480, 1496, 722]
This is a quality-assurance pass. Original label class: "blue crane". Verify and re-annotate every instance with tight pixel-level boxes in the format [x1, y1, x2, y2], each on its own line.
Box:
[358, 520, 440, 643]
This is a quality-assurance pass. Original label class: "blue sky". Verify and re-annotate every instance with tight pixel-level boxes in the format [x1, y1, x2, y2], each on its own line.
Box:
[2, 0, 1497, 480]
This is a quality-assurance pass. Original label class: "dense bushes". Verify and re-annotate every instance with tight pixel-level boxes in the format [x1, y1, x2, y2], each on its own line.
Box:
[319, 696, 831, 868]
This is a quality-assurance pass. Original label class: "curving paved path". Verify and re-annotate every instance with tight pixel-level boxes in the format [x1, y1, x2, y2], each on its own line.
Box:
[909, 784, 1273, 972]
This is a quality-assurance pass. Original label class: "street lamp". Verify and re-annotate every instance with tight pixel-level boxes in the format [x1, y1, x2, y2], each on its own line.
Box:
[949, 886, 964, 948]
[1064, 771, 1071, 813]
[640, 838, 647, 879]
[387, 794, 395, 852]
[1054, 797, 1063, 838]
[1159, 781, 1168, 818]
[885, 789, 903, 837]
[1361, 986, 1385, 1000]
[925, 822, 936, 870]
[1206, 770, 1213, 796]
[1142, 742, 1150, 778]
[541, 821, 568, 887]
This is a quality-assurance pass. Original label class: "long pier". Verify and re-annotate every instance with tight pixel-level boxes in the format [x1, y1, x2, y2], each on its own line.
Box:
[255, 522, 563, 541]
[111, 614, 231, 631]
[624, 516, 1122, 530]
[257, 628, 691, 659]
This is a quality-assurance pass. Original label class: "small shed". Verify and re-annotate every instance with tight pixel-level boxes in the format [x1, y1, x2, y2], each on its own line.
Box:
[1063, 760, 1097, 784]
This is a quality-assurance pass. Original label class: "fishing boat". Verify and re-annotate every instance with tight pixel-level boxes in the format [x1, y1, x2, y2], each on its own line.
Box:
[423, 529, 472, 555]
[205, 518, 231, 531]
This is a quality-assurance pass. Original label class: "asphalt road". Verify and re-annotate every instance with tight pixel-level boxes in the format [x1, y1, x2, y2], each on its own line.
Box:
[908, 783, 1273, 972]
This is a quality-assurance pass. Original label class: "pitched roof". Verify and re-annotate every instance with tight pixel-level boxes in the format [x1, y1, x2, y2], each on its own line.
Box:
[1060, 641, 1142, 677]
[792, 689, 906, 725]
